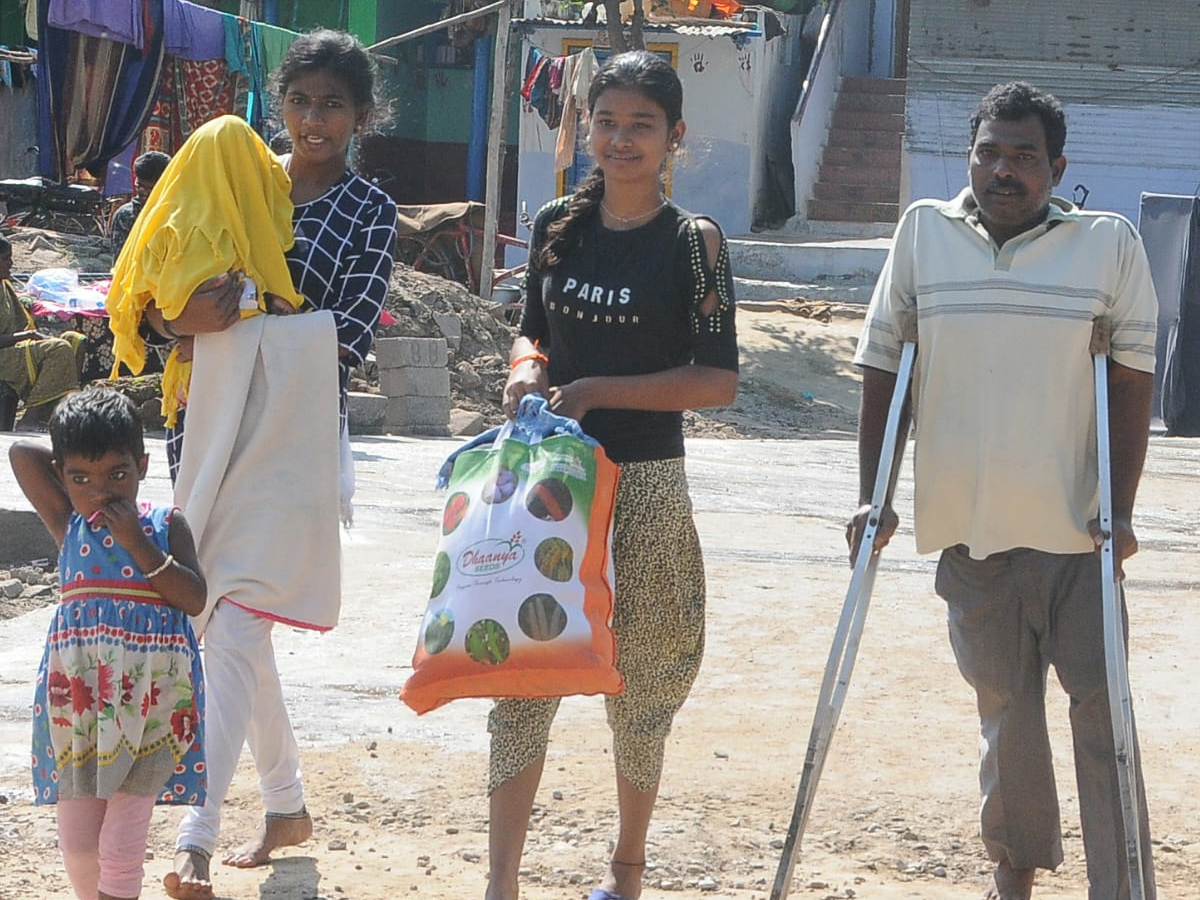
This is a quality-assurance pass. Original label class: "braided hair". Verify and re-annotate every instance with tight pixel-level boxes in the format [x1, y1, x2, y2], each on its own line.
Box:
[532, 50, 684, 273]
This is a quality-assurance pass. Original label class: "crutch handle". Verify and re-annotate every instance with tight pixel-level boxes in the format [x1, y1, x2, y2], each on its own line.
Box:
[896, 307, 919, 345]
[1090, 317, 1112, 356]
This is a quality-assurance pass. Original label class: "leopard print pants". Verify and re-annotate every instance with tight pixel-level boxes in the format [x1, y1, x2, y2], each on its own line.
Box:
[487, 457, 706, 794]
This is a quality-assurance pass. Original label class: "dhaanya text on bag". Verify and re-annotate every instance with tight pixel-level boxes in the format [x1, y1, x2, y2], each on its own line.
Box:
[400, 394, 623, 714]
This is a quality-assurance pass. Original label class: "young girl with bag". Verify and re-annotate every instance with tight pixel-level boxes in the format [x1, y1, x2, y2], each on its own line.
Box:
[492, 49, 739, 900]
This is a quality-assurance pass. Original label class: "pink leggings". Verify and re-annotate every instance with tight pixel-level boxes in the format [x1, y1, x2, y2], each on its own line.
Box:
[57, 794, 156, 900]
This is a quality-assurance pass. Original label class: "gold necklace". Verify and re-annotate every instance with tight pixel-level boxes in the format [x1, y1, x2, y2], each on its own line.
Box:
[600, 198, 666, 226]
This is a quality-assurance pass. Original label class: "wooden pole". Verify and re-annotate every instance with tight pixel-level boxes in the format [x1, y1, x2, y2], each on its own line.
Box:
[365, 0, 509, 52]
[479, 0, 514, 299]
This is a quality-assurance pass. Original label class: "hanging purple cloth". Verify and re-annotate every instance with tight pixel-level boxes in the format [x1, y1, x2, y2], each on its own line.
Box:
[37, 0, 165, 182]
[164, 0, 226, 62]
[47, 0, 145, 48]
[105, 140, 137, 197]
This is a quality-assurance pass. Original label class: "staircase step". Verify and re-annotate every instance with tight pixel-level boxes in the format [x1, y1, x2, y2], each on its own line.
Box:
[831, 109, 905, 131]
[783, 219, 898, 239]
[836, 91, 905, 114]
[728, 234, 890, 283]
[808, 199, 900, 223]
[841, 76, 907, 95]
[817, 164, 901, 186]
[822, 146, 903, 169]
[813, 182, 899, 204]
[734, 275, 876, 305]
[827, 127, 903, 150]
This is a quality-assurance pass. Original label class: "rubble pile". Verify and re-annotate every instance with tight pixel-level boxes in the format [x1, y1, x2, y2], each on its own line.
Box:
[0, 565, 59, 621]
[5, 227, 112, 275]
[376, 264, 516, 427]
[4, 226, 516, 427]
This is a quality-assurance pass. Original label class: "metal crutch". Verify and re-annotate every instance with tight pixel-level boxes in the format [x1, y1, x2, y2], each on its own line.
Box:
[1091, 317, 1147, 900]
[770, 310, 918, 900]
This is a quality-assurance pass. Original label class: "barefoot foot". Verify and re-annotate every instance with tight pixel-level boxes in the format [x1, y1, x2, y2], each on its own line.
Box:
[983, 859, 1036, 900]
[163, 848, 213, 900]
[222, 808, 313, 868]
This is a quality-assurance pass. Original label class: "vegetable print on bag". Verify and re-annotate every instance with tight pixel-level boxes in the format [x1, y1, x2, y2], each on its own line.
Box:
[401, 394, 623, 714]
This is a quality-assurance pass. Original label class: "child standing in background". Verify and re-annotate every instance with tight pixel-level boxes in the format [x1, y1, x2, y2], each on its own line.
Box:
[9, 386, 207, 900]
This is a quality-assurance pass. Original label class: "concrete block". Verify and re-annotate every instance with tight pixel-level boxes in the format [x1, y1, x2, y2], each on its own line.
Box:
[375, 336, 447, 369]
[385, 395, 451, 429]
[347, 391, 386, 434]
[449, 408, 487, 437]
[433, 313, 463, 350]
[380, 366, 451, 399]
[405, 423, 451, 437]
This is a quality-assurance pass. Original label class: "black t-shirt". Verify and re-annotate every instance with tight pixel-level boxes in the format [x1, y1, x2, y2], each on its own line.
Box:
[519, 198, 738, 463]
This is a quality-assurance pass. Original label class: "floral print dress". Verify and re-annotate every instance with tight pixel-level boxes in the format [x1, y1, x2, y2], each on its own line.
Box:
[31, 506, 206, 805]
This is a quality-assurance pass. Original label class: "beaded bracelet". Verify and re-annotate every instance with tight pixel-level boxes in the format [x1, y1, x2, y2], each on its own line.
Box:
[144, 553, 174, 579]
[510, 352, 549, 370]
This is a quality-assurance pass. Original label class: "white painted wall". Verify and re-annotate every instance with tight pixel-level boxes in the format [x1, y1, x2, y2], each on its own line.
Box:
[869, 0, 896, 76]
[514, 24, 776, 248]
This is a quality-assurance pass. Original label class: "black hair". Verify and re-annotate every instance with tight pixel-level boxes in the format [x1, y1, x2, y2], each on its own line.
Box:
[532, 50, 684, 273]
[50, 387, 145, 463]
[272, 28, 379, 114]
[0, 233, 11, 253]
[970, 81, 1067, 161]
[133, 150, 171, 183]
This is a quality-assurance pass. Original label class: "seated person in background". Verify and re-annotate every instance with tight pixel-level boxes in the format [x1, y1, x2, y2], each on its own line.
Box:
[110, 150, 171, 258]
[0, 235, 84, 431]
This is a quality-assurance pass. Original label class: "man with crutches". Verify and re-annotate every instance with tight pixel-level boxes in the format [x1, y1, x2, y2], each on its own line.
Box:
[850, 82, 1158, 900]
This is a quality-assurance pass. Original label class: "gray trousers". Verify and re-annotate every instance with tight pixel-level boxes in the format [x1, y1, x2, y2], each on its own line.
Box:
[935, 545, 1156, 900]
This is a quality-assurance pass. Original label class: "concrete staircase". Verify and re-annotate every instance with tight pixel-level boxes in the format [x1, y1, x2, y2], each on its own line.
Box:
[726, 76, 906, 304]
[807, 76, 905, 225]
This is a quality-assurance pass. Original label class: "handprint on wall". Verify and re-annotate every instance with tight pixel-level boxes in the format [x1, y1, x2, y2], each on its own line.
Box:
[691, 51, 707, 73]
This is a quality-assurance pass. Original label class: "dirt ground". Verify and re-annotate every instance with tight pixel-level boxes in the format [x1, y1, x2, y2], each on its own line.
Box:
[1, 305, 1198, 900]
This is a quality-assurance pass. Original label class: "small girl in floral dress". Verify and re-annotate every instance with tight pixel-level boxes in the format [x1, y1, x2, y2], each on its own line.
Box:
[9, 385, 207, 900]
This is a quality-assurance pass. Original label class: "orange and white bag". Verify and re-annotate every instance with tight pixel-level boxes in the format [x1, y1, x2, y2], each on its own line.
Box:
[400, 395, 623, 714]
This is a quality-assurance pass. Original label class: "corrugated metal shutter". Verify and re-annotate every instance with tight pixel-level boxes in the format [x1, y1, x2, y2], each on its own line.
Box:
[908, 0, 1200, 108]
[911, 1, 1199, 71]
[901, 1, 1200, 220]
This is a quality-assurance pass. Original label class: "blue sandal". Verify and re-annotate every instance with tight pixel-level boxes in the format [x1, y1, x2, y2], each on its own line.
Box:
[587, 858, 645, 900]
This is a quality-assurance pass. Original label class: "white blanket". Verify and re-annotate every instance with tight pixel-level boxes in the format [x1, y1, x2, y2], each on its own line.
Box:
[174, 313, 342, 636]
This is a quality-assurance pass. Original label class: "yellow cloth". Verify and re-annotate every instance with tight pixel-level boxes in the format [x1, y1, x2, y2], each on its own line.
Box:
[107, 114, 302, 426]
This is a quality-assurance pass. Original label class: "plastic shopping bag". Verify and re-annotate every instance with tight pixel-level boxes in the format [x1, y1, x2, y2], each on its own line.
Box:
[400, 394, 624, 714]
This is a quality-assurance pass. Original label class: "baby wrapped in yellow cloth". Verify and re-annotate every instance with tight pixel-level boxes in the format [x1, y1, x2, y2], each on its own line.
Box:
[108, 115, 303, 426]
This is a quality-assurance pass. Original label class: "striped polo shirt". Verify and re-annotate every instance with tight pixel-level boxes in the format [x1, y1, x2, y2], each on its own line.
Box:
[855, 188, 1158, 559]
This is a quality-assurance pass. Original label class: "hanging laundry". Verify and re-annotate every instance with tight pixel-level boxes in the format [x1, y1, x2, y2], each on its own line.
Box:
[554, 46, 595, 171]
[520, 48, 547, 102]
[255, 21, 298, 77]
[163, 0, 226, 62]
[47, 0, 149, 49]
[38, 0, 166, 181]
[521, 47, 562, 130]
[547, 55, 565, 93]
[142, 57, 236, 155]
[222, 16, 266, 128]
